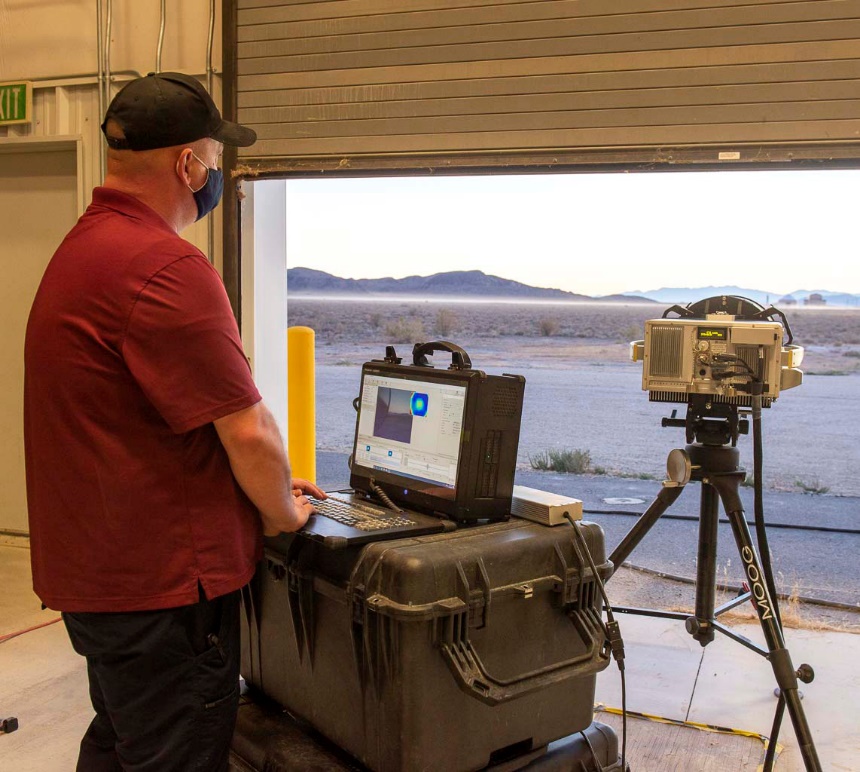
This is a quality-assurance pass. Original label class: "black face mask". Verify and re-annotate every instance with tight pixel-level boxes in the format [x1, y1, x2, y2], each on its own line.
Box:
[188, 152, 224, 221]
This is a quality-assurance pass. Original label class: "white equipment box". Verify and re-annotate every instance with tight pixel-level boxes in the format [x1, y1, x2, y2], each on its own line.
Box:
[511, 485, 583, 527]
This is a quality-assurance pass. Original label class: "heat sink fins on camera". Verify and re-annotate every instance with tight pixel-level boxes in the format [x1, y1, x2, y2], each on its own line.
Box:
[511, 486, 583, 527]
[648, 390, 773, 408]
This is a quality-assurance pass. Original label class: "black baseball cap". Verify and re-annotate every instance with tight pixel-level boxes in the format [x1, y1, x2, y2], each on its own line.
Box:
[101, 72, 256, 151]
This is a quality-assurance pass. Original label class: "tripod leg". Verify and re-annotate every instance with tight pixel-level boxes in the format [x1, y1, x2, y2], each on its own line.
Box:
[687, 483, 719, 646]
[607, 483, 684, 577]
[763, 694, 785, 771]
[720, 505, 822, 772]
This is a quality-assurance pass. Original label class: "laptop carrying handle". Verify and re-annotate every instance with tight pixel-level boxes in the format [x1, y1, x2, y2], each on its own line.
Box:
[412, 341, 473, 370]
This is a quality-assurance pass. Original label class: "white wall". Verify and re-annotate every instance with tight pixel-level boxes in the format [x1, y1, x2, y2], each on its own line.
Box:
[0, 2, 229, 533]
[0, 1, 221, 83]
[241, 180, 289, 439]
[0, 143, 79, 533]
[0, 0, 224, 266]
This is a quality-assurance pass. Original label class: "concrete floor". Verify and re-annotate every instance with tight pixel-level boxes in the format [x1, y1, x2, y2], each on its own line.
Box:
[1, 543, 91, 771]
[595, 615, 859, 771]
[2, 542, 857, 770]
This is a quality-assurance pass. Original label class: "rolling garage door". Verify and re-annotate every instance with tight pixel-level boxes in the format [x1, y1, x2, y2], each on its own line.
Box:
[228, 0, 860, 173]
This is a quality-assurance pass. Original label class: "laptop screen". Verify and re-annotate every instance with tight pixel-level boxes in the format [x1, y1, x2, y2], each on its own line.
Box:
[352, 370, 467, 496]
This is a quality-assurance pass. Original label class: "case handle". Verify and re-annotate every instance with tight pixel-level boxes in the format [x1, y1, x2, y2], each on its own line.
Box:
[440, 628, 604, 706]
[412, 341, 472, 370]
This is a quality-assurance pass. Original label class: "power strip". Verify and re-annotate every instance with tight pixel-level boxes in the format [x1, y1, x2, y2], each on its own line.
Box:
[511, 485, 583, 527]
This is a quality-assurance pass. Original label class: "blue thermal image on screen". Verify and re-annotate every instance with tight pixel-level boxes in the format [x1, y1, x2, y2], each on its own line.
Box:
[410, 392, 429, 417]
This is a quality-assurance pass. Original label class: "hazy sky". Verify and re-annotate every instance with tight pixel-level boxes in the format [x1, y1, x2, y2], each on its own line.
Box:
[285, 169, 858, 297]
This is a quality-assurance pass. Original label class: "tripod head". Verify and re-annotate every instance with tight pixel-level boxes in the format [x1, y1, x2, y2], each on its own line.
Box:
[662, 395, 749, 446]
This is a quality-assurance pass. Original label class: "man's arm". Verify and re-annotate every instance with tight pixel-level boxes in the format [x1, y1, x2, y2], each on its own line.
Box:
[214, 401, 322, 536]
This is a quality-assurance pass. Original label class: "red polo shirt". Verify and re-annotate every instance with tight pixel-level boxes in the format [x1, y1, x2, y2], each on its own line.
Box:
[24, 187, 263, 612]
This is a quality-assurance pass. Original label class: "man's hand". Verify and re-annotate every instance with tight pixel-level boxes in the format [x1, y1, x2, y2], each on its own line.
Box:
[262, 481, 326, 537]
[291, 478, 326, 501]
[262, 479, 327, 537]
[262, 489, 314, 538]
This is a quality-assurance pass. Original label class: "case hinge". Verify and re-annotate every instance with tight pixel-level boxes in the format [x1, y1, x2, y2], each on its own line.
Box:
[456, 558, 492, 629]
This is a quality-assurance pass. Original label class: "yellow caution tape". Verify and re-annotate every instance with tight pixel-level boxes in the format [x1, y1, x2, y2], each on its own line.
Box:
[594, 703, 784, 771]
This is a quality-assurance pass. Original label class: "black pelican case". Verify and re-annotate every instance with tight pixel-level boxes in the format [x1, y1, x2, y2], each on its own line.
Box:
[229, 693, 623, 771]
[239, 519, 617, 772]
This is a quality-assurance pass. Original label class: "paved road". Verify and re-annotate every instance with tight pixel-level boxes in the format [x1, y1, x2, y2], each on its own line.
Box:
[316, 450, 860, 607]
[315, 363, 860, 497]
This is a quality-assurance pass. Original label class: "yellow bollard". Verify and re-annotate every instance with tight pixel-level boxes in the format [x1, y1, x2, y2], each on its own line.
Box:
[287, 326, 316, 484]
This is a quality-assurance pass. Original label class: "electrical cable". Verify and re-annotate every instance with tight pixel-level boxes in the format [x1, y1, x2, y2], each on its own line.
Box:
[712, 352, 787, 621]
[368, 479, 403, 513]
[618, 670, 627, 771]
[580, 509, 859, 537]
[578, 729, 602, 771]
[564, 513, 627, 771]
[699, 354, 807, 767]
[0, 617, 62, 645]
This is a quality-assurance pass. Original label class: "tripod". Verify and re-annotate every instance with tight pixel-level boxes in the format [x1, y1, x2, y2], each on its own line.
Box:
[607, 398, 821, 771]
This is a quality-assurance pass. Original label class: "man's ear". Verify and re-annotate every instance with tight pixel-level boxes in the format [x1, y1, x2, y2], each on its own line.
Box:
[176, 148, 194, 186]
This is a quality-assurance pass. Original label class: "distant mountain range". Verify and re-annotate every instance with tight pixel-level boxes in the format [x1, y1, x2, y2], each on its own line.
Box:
[625, 285, 860, 307]
[287, 270, 858, 307]
[287, 268, 652, 303]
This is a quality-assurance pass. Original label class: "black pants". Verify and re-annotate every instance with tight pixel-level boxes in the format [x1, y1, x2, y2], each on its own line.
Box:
[62, 589, 241, 772]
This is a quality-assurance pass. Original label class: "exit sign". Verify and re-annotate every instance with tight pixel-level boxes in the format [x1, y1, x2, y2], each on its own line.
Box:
[0, 82, 32, 126]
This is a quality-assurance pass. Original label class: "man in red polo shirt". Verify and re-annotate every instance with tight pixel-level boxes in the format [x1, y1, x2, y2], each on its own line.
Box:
[24, 73, 323, 771]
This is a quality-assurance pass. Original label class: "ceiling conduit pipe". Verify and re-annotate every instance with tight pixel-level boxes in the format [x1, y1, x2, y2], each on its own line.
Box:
[206, 0, 216, 263]
[156, 0, 166, 73]
[96, 0, 105, 181]
[104, 0, 113, 124]
[206, 0, 216, 113]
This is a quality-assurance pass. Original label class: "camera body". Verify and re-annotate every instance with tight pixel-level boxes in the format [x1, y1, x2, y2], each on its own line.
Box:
[631, 314, 803, 406]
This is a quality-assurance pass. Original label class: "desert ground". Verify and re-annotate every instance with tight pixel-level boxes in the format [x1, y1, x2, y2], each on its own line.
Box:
[288, 298, 860, 497]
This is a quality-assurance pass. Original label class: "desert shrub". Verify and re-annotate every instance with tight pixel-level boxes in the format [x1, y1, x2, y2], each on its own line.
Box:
[617, 471, 658, 480]
[529, 448, 592, 474]
[843, 350, 860, 359]
[435, 308, 458, 337]
[368, 312, 383, 329]
[384, 316, 425, 343]
[794, 478, 830, 495]
[538, 317, 560, 337]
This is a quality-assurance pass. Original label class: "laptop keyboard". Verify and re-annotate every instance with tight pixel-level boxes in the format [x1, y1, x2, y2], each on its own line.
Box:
[311, 497, 417, 531]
